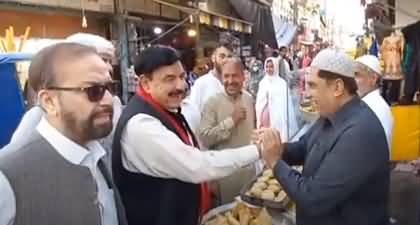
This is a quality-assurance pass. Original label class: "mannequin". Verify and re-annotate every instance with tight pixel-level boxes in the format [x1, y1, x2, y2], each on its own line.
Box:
[381, 31, 405, 80]
[380, 30, 405, 104]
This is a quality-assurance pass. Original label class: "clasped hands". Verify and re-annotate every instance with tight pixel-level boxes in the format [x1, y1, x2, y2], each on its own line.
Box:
[252, 128, 284, 169]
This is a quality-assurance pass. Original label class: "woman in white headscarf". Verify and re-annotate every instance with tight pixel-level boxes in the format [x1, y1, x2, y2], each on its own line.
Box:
[256, 57, 298, 142]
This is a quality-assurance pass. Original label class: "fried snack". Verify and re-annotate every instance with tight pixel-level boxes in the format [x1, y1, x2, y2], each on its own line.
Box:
[266, 185, 280, 193]
[231, 201, 246, 218]
[252, 182, 267, 189]
[205, 215, 228, 225]
[249, 219, 258, 225]
[262, 169, 273, 177]
[274, 191, 287, 202]
[249, 207, 261, 217]
[225, 211, 240, 225]
[260, 190, 275, 201]
[237, 203, 251, 225]
[267, 179, 279, 185]
[257, 176, 269, 183]
[250, 187, 263, 197]
[254, 208, 274, 225]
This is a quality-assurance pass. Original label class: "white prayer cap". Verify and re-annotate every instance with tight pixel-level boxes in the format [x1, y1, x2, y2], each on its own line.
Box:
[355, 55, 382, 75]
[311, 48, 355, 78]
[65, 33, 114, 53]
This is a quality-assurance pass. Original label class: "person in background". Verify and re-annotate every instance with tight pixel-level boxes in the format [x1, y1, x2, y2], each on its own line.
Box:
[355, 55, 394, 151]
[302, 46, 312, 68]
[278, 46, 292, 78]
[189, 42, 234, 113]
[111, 46, 273, 225]
[198, 58, 256, 204]
[180, 48, 197, 93]
[192, 57, 210, 78]
[258, 49, 390, 225]
[0, 43, 127, 225]
[256, 57, 298, 142]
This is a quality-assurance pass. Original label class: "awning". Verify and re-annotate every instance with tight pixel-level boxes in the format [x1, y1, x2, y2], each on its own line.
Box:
[272, 15, 297, 47]
[198, 9, 252, 33]
[228, 0, 278, 48]
[151, 0, 252, 33]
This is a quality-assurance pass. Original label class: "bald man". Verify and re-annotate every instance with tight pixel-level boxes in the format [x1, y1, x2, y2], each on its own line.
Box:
[198, 57, 256, 204]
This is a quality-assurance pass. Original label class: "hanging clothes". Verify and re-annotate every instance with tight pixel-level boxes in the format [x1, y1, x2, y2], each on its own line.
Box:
[401, 21, 420, 103]
[256, 57, 298, 141]
[369, 37, 380, 57]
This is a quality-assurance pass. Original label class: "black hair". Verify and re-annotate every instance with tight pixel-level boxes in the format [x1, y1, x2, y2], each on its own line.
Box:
[134, 45, 180, 77]
[318, 70, 358, 95]
[279, 46, 287, 52]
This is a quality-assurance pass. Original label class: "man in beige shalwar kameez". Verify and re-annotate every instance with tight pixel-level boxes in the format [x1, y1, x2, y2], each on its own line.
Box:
[199, 58, 256, 205]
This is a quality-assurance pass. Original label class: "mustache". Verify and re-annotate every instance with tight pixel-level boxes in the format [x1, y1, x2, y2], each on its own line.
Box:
[93, 105, 113, 117]
[168, 89, 185, 97]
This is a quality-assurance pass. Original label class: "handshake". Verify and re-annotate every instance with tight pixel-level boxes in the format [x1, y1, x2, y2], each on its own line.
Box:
[252, 128, 284, 169]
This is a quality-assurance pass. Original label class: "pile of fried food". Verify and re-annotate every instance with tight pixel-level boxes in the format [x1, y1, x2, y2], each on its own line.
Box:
[203, 202, 273, 225]
[245, 169, 287, 202]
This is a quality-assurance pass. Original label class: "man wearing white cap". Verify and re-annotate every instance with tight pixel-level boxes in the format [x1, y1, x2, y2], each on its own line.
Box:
[258, 49, 390, 225]
[355, 55, 394, 151]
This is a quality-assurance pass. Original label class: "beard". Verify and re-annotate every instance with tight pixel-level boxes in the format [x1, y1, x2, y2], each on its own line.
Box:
[61, 105, 113, 142]
[215, 61, 223, 75]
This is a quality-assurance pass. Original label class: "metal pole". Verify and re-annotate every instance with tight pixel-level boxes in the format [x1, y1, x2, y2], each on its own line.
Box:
[115, 0, 130, 103]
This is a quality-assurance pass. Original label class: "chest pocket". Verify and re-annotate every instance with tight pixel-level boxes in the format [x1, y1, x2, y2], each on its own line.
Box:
[303, 128, 342, 176]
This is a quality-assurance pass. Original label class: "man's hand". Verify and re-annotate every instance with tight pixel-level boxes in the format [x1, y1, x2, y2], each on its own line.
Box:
[260, 128, 284, 169]
[231, 104, 247, 126]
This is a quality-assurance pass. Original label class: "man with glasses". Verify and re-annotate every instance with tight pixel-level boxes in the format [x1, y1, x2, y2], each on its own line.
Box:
[0, 43, 127, 225]
[7, 33, 121, 152]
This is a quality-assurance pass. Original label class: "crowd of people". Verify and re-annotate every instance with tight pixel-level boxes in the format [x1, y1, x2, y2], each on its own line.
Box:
[0, 32, 395, 225]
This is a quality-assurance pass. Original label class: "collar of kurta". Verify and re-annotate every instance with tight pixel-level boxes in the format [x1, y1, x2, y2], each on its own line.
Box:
[326, 96, 362, 127]
[136, 86, 211, 215]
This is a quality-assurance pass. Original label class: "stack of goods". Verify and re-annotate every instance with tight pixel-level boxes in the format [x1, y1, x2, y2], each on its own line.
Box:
[203, 202, 273, 225]
[242, 169, 288, 206]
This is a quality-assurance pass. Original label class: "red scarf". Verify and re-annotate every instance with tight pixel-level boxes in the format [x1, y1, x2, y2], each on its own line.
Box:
[137, 86, 211, 216]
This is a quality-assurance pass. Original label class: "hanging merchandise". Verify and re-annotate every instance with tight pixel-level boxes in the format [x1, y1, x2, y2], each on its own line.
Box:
[380, 31, 405, 80]
[369, 37, 379, 57]
[355, 36, 368, 59]
[401, 20, 420, 104]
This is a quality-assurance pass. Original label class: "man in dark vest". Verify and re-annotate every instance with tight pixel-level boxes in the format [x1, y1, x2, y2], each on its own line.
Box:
[113, 46, 269, 225]
[0, 43, 127, 225]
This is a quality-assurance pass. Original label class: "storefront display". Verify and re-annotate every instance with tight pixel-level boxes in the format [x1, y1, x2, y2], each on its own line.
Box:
[401, 20, 420, 104]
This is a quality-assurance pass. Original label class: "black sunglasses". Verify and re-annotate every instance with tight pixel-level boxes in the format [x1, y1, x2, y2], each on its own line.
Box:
[46, 81, 119, 102]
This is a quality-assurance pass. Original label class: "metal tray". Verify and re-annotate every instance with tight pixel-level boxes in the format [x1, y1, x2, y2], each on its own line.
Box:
[201, 201, 295, 225]
[240, 171, 290, 210]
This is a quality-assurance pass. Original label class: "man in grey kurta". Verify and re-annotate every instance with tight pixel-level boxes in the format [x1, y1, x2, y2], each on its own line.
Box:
[199, 58, 256, 205]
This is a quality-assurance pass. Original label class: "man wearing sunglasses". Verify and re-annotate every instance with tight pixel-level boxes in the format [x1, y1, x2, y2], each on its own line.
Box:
[0, 43, 127, 225]
[5, 33, 122, 163]
[112, 46, 278, 225]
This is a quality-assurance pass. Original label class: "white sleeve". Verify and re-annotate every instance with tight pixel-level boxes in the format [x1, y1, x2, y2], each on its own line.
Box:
[0, 171, 15, 225]
[10, 107, 43, 145]
[121, 114, 259, 184]
[189, 81, 202, 112]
